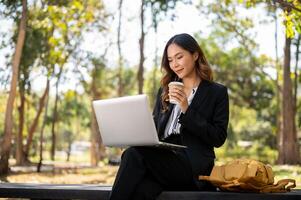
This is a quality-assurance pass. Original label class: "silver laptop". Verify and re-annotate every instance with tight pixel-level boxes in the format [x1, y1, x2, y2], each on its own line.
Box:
[92, 94, 186, 149]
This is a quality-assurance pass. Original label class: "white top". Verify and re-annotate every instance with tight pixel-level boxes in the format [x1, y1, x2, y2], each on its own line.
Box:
[164, 86, 198, 138]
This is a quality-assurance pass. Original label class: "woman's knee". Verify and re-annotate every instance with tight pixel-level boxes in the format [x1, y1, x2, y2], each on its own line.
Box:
[121, 147, 143, 162]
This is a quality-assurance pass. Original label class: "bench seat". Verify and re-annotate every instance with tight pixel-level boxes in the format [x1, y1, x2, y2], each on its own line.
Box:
[0, 183, 300, 200]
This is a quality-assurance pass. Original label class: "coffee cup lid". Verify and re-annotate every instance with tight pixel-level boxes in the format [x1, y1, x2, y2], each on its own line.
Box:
[168, 81, 184, 87]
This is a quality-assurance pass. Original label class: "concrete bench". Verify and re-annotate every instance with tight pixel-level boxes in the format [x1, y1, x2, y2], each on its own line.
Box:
[0, 183, 300, 200]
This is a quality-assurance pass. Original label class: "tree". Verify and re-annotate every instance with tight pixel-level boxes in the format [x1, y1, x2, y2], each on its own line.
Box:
[39, 0, 107, 161]
[89, 57, 110, 166]
[0, 0, 27, 174]
[16, 7, 54, 164]
[137, 0, 181, 94]
[50, 66, 62, 161]
[1, 0, 108, 166]
[117, 0, 124, 96]
[205, 0, 301, 164]
[198, 2, 274, 110]
[137, 0, 146, 94]
[278, 34, 299, 164]
[56, 90, 89, 162]
[236, 0, 301, 164]
[23, 79, 49, 161]
[272, 2, 300, 164]
[37, 78, 50, 172]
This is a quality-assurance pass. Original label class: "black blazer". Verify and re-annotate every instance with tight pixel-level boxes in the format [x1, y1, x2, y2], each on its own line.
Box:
[152, 80, 229, 187]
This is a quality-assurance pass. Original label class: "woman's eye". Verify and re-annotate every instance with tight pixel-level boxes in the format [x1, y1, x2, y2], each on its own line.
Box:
[168, 60, 172, 63]
[177, 56, 183, 59]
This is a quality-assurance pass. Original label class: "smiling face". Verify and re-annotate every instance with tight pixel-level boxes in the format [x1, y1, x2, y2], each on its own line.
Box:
[167, 43, 198, 80]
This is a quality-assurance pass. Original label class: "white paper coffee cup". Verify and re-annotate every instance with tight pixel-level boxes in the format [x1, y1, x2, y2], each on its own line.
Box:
[168, 81, 184, 104]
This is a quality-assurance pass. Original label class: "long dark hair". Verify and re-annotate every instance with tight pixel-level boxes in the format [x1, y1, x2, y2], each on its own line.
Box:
[160, 33, 213, 111]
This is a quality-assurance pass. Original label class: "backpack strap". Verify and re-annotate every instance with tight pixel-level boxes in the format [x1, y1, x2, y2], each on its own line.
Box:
[219, 179, 296, 193]
[236, 179, 296, 193]
[259, 179, 296, 193]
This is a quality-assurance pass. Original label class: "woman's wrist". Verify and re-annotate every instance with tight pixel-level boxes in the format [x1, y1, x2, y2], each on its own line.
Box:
[181, 104, 188, 113]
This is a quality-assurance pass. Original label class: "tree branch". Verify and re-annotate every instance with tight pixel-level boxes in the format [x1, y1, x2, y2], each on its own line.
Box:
[274, 0, 301, 12]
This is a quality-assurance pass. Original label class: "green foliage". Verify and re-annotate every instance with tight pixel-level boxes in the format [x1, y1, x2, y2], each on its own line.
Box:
[197, 34, 275, 111]
[113, 66, 137, 97]
[144, 66, 162, 108]
[236, 0, 301, 38]
[194, 16, 278, 153]
[146, 0, 179, 11]
[121, 67, 137, 95]
[282, 9, 301, 38]
[146, 0, 185, 26]
[229, 104, 276, 148]
[16, 7, 52, 97]
[41, 93, 93, 154]
[0, 0, 22, 18]
[45, 0, 106, 66]
[216, 141, 278, 164]
[0, 0, 108, 161]
[59, 90, 90, 128]
[89, 57, 114, 98]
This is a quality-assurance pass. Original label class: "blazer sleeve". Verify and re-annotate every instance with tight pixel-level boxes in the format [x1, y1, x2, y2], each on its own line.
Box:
[152, 88, 162, 129]
[178, 86, 229, 148]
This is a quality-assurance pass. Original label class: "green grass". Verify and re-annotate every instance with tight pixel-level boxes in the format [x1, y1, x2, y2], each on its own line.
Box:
[273, 165, 301, 189]
[30, 151, 91, 164]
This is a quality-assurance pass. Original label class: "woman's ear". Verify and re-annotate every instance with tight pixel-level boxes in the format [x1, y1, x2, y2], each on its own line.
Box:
[193, 52, 199, 61]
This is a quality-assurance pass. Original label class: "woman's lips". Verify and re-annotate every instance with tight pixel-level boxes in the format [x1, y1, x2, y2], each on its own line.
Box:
[176, 69, 184, 74]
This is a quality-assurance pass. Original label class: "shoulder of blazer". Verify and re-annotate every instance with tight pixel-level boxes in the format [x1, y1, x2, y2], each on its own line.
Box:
[206, 81, 228, 95]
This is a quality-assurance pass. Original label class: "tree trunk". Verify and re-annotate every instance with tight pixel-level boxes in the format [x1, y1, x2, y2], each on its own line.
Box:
[0, 0, 27, 175]
[66, 133, 72, 162]
[293, 34, 300, 116]
[292, 35, 300, 162]
[274, 7, 283, 155]
[117, 0, 124, 97]
[152, 19, 159, 105]
[16, 89, 25, 165]
[24, 79, 49, 161]
[37, 79, 49, 172]
[90, 68, 105, 166]
[278, 36, 300, 164]
[90, 109, 100, 166]
[137, 0, 145, 94]
[51, 68, 63, 161]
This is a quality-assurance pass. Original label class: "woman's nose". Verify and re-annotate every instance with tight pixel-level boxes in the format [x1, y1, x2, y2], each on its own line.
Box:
[172, 60, 179, 68]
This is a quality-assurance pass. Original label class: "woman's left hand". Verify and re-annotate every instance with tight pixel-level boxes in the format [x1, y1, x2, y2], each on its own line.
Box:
[169, 86, 189, 113]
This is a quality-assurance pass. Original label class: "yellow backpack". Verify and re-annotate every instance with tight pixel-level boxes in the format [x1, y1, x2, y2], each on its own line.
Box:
[199, 159, 296, 193]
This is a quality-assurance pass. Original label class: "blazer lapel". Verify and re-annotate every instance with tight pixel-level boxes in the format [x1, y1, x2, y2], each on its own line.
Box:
[156, 80, 211, 140]
[189, 80, 211, 110]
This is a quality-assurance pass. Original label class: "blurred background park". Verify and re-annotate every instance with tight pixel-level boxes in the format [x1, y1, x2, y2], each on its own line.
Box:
[0, 0, 301, 188]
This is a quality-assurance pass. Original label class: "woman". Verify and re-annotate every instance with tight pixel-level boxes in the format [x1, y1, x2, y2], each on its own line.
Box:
[109, 33, 229, 200]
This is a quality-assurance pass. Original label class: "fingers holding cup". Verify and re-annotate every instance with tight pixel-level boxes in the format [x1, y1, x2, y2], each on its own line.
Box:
[168, 82, 184, 104]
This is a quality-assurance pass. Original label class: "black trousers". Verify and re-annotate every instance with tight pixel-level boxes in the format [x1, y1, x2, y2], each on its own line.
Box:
[109, 145, 197, 200]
